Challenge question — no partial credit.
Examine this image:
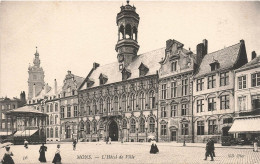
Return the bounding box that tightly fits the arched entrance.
[108,120,118,141]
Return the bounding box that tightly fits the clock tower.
[28,47,45,100]
[115,0,140,69]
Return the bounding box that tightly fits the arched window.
[122,95,127,111]
[50,128,53,138]
[119,25,124,40]
[106,98,111,113]
[50,104,53,112]
[133,26,137,41]
[114,96,119,111]
[130,94,136,111]
[140,118,145,133]
[149,117,155,133]
[50,115,53,125]
[161,120,167,136]
[149,90,155,109]
[87,101,91,115]
[93,100,97,115]
[125,24,132,39]
[139,92,145,110]
[99,98,103,114]
[47,128,49,138]
[122,119,127,129]
[130,119,136,133]
[93,121,97,134]
[46,117,49,126]
[99,121,103,129]
[55,127,58,138]
[86,122,90,134]
[55,103,58,111]
[80,122,84,131]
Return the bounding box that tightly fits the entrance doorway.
[222,127,231,136]
[108,120,118,141]
[171,131,177,141]
[66,125,71,139]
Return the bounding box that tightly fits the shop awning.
[0,131,13,136]
[229,117,260,133]
[14,129,38,136]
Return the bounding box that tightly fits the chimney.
[203,39,208,55]
[240,39,245,44]
[252,51,257,60]
[33,84,36,98]
[67,70,71,74]
[93,62,100,70]
[54,79,57,95]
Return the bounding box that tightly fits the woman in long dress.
[39,143,47,162]
[150,139,159,154]
[1,146,14,164]
[52,144,62,164]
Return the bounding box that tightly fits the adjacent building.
[193,40,248,143]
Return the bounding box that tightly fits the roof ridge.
[138,47,165,56]
[206,42,240,56]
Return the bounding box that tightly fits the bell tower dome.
[116,0,140,69]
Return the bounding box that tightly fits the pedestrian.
[109,137,111,144]
[52,144,62,164]
[253,137,258,152]
[24,139,28,149]
[73,139,77,151]
[106,137,108,144]
[150,139,159,154]
[1,146,14,164]
[210,138,216,157]
[39,143,47,162]
[204,139,214,161]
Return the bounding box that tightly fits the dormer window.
[138,63,149,77]
[99,73,108,85]
[122,68,131,81]
[171,61,177,72]
[87,78,95,87]
[209,59,220,71]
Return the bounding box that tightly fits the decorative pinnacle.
[36,46,38,53]
[127,0,129,5]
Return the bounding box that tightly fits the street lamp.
[136,128,139,142]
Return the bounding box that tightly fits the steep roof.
[237,55,260,71]
[86,47,165,88]
[195,42,242,78]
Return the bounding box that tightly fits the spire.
[36,46,38,53]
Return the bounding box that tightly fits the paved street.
[0,142,260,164]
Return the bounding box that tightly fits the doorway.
[66,125,71,139]
[171,131,177,141]
[108,120,118,141]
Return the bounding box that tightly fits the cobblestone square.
[1,142,260,164]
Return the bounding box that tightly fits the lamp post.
[136,128,139,142]
[145,128,148,142]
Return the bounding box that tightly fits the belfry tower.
[115,0,140,69]
[28,47,45,100]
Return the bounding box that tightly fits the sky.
[0,1,260,99]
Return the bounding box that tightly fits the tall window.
[181,104,188,116]
[197,121,204,135]
[252,95,260,110]
[86,122,90,134]
[61,107,64,118]
[47,105,49,113]
[50,128,54,138]
[238,96,247,111]
[50,115,53,125]
[181,124,188,135]
[130,94,136,111]
[67,106,71,118]
[252,73,260,87]
[220,95,229,109]
[99,99,103,113]
[86,102,91,115]
[238,76,247,89]
[55,103,58,112]
[130,119,136,133]
[197,99,204,113]
[50,104,53,112]
[55,115,58,124]
[55,127,58,138]
[139,118,145,133]
[149,91,155,109]
[171,105,177,117]
[122,95,126,111]
[161,84,167,99]
[114,96,119,111]
[208,97,216,111]
[197,78,204,91]
[208,119,217,135]
[182,79,188,96]
[161,123,167,135]
[93,122,97,134]
[161,106,167,117]
[171,61,177,72]
[208,75,216,89]
[220,72,229,86]
[47,128,49,138]
[74,106,78,117]
[149,118,155,133]
[139,92,145,110]
[93,100,97,114]
[171,82,177,98]
[106,98,111,113]
[122,120,127,129]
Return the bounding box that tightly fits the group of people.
[38,143,62,163]
[204,138,215,161]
